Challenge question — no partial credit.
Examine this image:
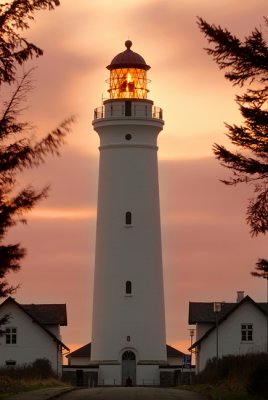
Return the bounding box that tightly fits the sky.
[5,0,268,358]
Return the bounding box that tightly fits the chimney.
[236,291,244,302]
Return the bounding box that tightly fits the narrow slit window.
[125,100,132,116]
[126,281,132,294]
[125,211,132,225]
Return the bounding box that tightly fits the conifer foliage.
[0,1,73,302]
[251,258,268,279]
[197,17,268,237]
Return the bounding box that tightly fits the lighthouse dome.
[107,40,150,71]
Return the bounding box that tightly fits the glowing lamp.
[106,40,150,99]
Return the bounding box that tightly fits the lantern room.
[106,40,150,99]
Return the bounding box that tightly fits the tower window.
[127,336,131,342]
[125,134,132,141]
[126,281,132,294]
[125,101,132,116]
[125,212,132,225]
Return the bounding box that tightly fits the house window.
[125,211,132,225]
[5,360,16,366]
[6,328,17,344]
[241,324,253,341]
[126,281,132,294]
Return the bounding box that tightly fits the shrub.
[0,358,55,380]
[195,353,268,398]
[246,355,268,397]
[31,358,55,379]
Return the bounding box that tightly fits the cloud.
[29,207,96,220]
[8,153,267,351]
[5,0,268,353]
[158,157,267,344]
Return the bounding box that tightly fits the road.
[59,387,207,400]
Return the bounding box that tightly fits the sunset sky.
[6,0,268,356]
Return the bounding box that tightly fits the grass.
[0,378,69,397]
[180,384,255,400]
[185,353,268,399]
[0,359,71,397]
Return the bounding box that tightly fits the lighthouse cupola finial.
[106,41,150,100]
[125,40,132,50]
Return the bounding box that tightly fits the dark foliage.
[0,0,60,85]
[0,0,74,322]
[251,258,268,279]
[195,353,268,398]
[197,17,268,237]
[0,358,55,381]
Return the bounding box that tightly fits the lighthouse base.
[64,343,190,387]
[96,361,166,386]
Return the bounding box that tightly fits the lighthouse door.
[122,351,136,386]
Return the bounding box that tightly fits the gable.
[0,297,69,351]
[189,296,268,349]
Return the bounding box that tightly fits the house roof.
[189,296,268,350]
[67,343,185,359]
[21,304,67,326]
[188,302,237,324]
[0,297,69,351]
[189,296,268,325]
[68,342,91,358]
[166,344,185,358]
[107,41,150,71]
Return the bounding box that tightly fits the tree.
[0,0,74,312]
[197,17,268,237]
[251,258,268,279]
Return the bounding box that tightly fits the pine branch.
[0,69,33,141]
[0,0,60,84]
[197,17,268,86]
[247,188,268,236]
[251,258,268,277]
[0,185,49,239]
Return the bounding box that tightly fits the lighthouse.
[91,41,167,386]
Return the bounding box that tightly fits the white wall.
[136,365,160,385]
[91,101,166,365]
[167,356,184,366]
[68,356,91,366]
[196,322,213,341]
[197,301,267,371]
[98,365,121,386]
[0,302,61,374]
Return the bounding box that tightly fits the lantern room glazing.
[106,40,151,100]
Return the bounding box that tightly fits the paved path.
[57,387,207,400]
[7,387,208,400]
[6,387,74,400]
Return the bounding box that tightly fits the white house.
[188,293,268,373]
[0,297,69,376]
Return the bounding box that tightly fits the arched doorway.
[122,350,136,386]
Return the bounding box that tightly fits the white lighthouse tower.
[91,41,167,386]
